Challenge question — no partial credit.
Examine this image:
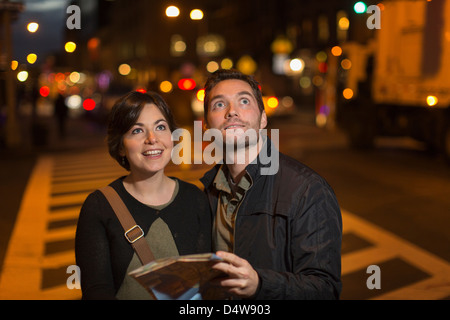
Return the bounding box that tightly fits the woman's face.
[121,103,173,176]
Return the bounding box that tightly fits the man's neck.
[225,137,263,182]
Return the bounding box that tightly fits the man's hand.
[212,251,259,298]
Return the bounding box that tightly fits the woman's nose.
[145,131,157,144]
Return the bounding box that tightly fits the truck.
[336,0,450,162]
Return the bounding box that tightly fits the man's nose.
[225,102,238,118]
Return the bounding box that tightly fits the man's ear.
[260,111,268,129]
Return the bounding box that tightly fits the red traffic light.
[178,78,196,90]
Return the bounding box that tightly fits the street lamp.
[26,22,38,33]
[65,41,76,53]
[165,6,180,17]
[190,9,203,20]
[26,53,37,64]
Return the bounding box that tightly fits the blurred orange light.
[55,73,65,82]
[331,46,342,56]
[160,81,173,93]
[39,86,50,97]
[87,37,100,50]
[341,59,352,70]
[83,98,96,111]
[343,88,354,99]
[178,78,196,90]
[11,60,18,70]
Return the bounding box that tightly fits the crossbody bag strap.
[99,186,155,265]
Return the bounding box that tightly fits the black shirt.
[75,177,212,299]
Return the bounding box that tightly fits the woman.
[75,91,211,299]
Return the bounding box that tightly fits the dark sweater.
[75,177,212,300]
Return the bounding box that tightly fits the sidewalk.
[0,115,107,276]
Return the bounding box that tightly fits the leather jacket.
[201,139,342,299]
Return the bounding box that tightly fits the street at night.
[0,111,449,300]
[1,0,450,305]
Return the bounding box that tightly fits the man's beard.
[223,128,260,165]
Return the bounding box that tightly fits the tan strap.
[100,186,155,265]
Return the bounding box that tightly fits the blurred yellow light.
[206,61,219,73]
[166,6,180,17]
[160,80,173,93]
[316,51,327,62]
[17,71,29,82]
[271,35,293,54]
[69,72,81,83]
[316,113,327,127]
[65,41,77,53]
[267,97,279,109]
[118,63,131,76]
[343,88,354,99]
[331,46,342,56]
[27,22,39,33]
[190,9,203,20]
[11,60,18,70]
[426,95,438,107]
[299,76,311,88]
[196,89,205,102]
[221,58,233,69]
[173,40,186,53]
[341,58,352,70]
[27,53,37,64]
[237,55,257,75]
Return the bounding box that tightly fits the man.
[200,69,342,299]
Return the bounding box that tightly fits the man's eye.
[213,101,226,109]
[240,98,250,105]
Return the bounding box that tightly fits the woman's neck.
[123,171,175,206]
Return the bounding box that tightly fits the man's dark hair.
[203,69,265,118]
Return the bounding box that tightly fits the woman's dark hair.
[107,91,177,171]
[203,69,265,119]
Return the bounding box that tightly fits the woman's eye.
[131,128,143,134]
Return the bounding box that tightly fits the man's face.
[206,79,267,148]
